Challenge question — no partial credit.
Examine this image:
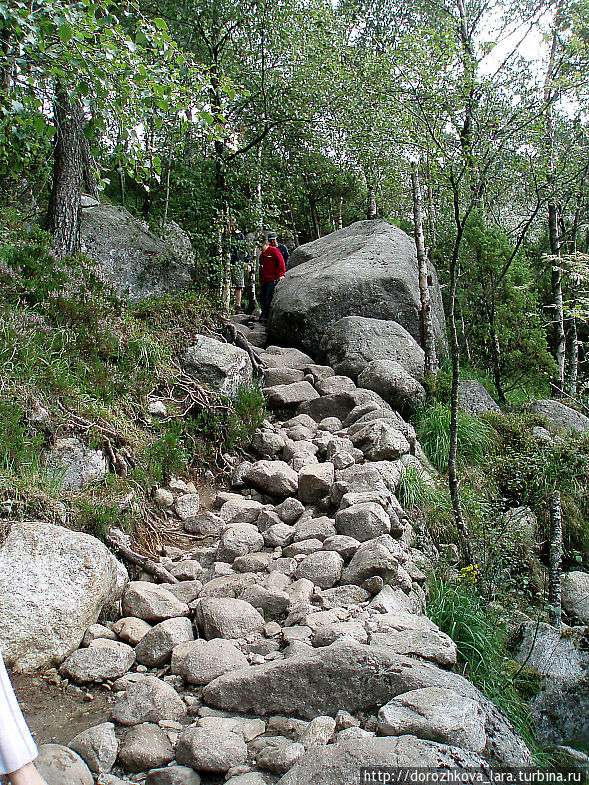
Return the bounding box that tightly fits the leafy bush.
[0,226,119,330]
[414,402,498,471]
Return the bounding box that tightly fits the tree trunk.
[338,196,343,230]
[449,255,474,565]
[544,20,566,394]
[460,312,472,365]
[161,122,175,233]
[309,192,320,239]
[568,317,578,398]
[220,208,232,313]
[411,161,437,378]
[74,102,99,201]
[119,163,126,207]
[47,85,83,258]
[255,145,263,232]
[551,262,566,393]
[367,184,377,219]
[487,298,506,404]
[548,489,562,628]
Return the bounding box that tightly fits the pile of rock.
[36,342,533,784]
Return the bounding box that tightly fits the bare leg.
[8,763,47,785]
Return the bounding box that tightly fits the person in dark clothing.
[269,231,290,270]
[258,234,285,321]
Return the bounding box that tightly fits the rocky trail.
[6,319,537,785]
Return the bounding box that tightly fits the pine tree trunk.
[568,317,578,398]
[367,184,377,219]
[411,162,437,378]
[548,489,562,628]
[47,85,83,258]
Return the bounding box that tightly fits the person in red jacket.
[258,232,285,321]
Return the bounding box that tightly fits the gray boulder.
[171,638,249,685]
[243,461,299,497]
[176,727,248,772]
[358,360,426,413]
[196,597,265,639]
[68,722,118,774]
[511,621,588,681]
[336,502,391,542]
[278,737,488,784]
[183,336,253,400]
[147,767,201,785]
[532,674,589,748]
[377,688,486,751]
[458,380,501,417]
[122,582,189,622]
[80,203,192,300]
[44,437,108,490]
[295,551,344,589]
[268,221,446,356]
[203,638,476,720]
[530,399,589,434]
[36,744,94,785]
[118,723,174,772]
[134,617,194,668]
[562,571,589,623]
[319,317,426,382]
[61,640,136,683]
[0,521,127,672]
[111,675,186,726]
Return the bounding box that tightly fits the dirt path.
[12,674,114,746]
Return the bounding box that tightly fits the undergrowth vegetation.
[0,227,264,545]
[426,572,545,759]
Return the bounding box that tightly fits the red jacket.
[259,246,285,284]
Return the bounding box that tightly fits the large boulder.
[43,437,108,491]
[277,736,488,784]
[458,380,501,417]
[562,571,589,623]
[203,639,532,767]
[529,399,589,435]
[80,203,193,300]
[183,336,253,400]
[36,744,94,785]
[0,521,127,672]
[268,221,446,357]
[318,317,426,382]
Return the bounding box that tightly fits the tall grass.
[427,572,544,757]
[414,402,498,471]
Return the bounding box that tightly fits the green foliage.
[77,498,131,541]
[0,402,44,475]
[490,413,589,558]
[427,572,543,754]
[414,402,498,471]
[226,384,266,450]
